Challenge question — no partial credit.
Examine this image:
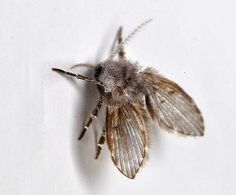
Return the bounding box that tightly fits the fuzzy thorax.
[95,59,144,105]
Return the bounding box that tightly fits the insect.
[52,19,204,179]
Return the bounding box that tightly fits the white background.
[0,0,236,194]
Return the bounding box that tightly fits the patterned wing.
[106,103,148,179]
[143,68,204,136]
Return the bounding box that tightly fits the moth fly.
[52,19,204,179]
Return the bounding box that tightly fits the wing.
[143,68,204,136]
[106,103,148,179]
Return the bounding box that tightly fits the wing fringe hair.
[143,68,204,136]
[106,103,149,179]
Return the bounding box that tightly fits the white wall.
[0,0,236,194]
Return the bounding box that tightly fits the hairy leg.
[78,98,103,140]
[52,68,97,84]
[117,27,125,58]
[95,127,106,159]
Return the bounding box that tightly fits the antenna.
[110,19,153,58]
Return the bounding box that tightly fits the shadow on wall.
[69,67,109,193]
[69,24,118,192]
[56,24,120,193]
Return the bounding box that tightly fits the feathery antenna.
[110,19,153,58]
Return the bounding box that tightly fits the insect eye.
[126,77,132,82]
[95,65,103,79]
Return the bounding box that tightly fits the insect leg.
[52,68,97,84]
[95,127,106,159]
[78,98,103,140]
[117,26,126,59]
[118,26,123,44]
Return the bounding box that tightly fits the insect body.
[52,20,204,179]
